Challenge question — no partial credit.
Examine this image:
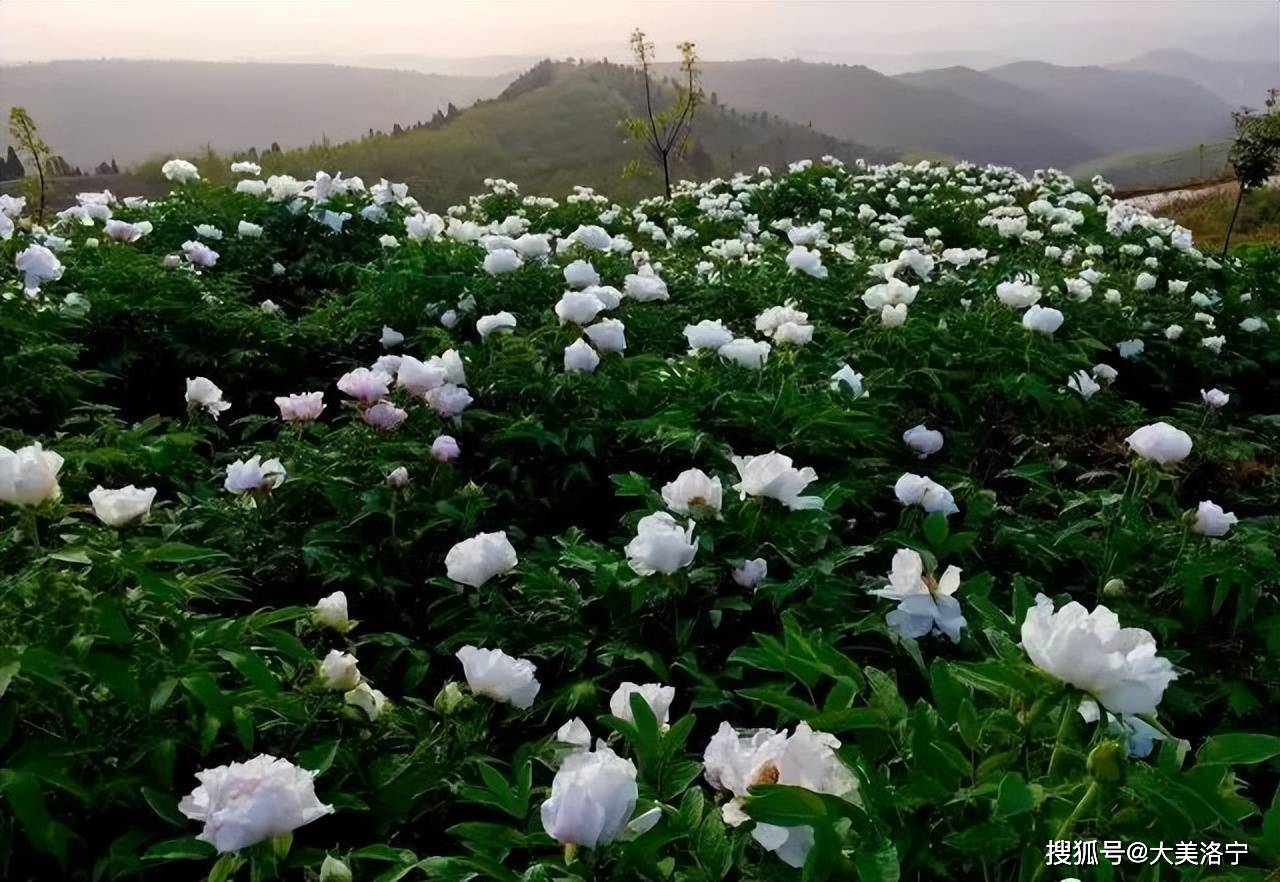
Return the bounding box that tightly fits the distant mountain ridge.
[662,57,1234,172]
[0,60,517,167]
[119,60,892,208]
[1110,49,1278,109]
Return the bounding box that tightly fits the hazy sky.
[1,0,1276,68]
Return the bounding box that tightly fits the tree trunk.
[661,153,671,200]
[1221,184,1246,260]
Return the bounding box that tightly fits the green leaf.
[1196,733,1280,766]
[993,772,1035,818]
[142,836,218,861]
[695,810,732,880]
[141,786,186,826]
[298,739,340,774]
[922,511,949,548]
[143,542,226,563]
[0,660,20,698]
[854,840,900,882]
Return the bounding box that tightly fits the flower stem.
[21,510,42,553]
[1031,782,1100,882]
[1047,692,1079,778]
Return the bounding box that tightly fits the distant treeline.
[0,143,120,181]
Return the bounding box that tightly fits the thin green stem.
[1031,782,1100,882]
[1047,692,1079,778]
[22,510,42,553]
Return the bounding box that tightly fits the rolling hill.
[1069,140,1233,192]
[1111,49,1278,110]
[980,61,1234,155]
[119,61,892,209]
[662,59,1095,171]
[0,60,516,168]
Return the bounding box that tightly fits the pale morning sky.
[0,0,1275,70]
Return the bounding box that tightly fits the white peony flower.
[731,452,821,510]
[786,245,827,278]
[585,318,626,354]
[625,512,698,575]
[996,279,1041,309]
[426,383,473,418]
[1022,305,1064,335]
[1125,422,1192,465]
[862,276,918,311]
[224,456,286,494]
[624,265,669,301]
[344,682,388,721]
[564,339,601,373]
[445,531,518,587]
[563,260,601,289]
[540,743,638,847]
[893,472,958,516]
[902,424,944,458]
[684,319,735,351]
[483,248,522,275]
[661,468,723,515]
[555,290,606,326]
[717,338,771,369]
[185,377,231,418]
[179,755,333,853]
[319,649,361,691]
[1021,593,1177,715]
[182,240,219,268]
[880,303,908,327]
[609,681,676,725]
[1193,500,1237,537]
[313,591,352,632]
[385,466,411,489]
[230,160,261,175]
[1200,388,1229,409]
[88,485,156,526]
[104,219,150,243]
[873,549,965,642]
[1067,370,1100,400]
[702,722,857,868]
[456,645,540,708]
[1117,339,1145,360]
[15,244,65,289]
[556,718,592,749]
[162,158,200,182]
[381,326,405,348]
[830,364,866,398]
[0,443,64,507]
[732,557,768,588]
[477,311,517,340]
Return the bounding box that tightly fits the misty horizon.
[1,0,1277,73]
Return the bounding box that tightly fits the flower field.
[1,156,1279,881]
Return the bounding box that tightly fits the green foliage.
[0,156,1278,882]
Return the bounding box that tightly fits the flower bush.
[1,157,1279,881]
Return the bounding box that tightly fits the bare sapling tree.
[8,106,52,225]
[620,29,702,199]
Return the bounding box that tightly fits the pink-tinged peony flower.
[431,435,461,462]
[275,392,325,423]
[362,401,407,431]
[337,368,391,405]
